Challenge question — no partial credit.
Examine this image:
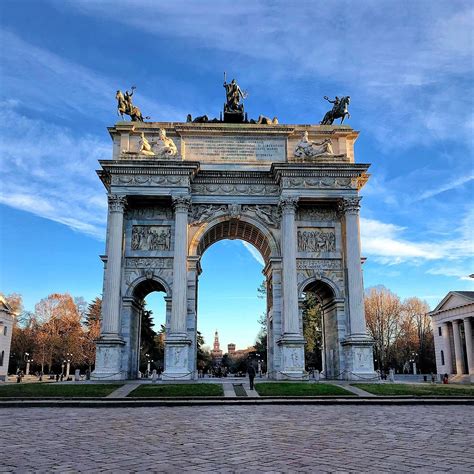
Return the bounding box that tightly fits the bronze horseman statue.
[320,95,351,125]
[116,86,148,122]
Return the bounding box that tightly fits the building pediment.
[431,291,474,314]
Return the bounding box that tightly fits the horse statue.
[116,87,147,122]
[320,96,351,125]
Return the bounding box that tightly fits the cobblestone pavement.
[1,405,473,472]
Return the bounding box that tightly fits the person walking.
[247,361,256,391]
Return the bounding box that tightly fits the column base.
[341,334,377,381]
[91,338,127,381]
[162,334,193,381]
[277,334,307,380]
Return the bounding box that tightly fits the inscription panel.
[183,136,286,162]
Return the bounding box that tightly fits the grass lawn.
[0,383,123,398]
[352,383,474,397]
[255,382,354,397]
[129,383,224,397]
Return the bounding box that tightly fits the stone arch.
[126,274,171,300]
[189,215,279,263]
[298,276,342,302]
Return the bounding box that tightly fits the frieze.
[131,225,171,251]
[189,204,227,225]
[125,258,173,269]
[296,259,341,270]
[241,205,280,227]
[297,228,336,253]
[112,175,188,187]
[191,183,279,195]
[126,206,173,220]
[282,177,357,189]
[297,208,338,222]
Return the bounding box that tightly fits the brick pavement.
[1,405,473,472]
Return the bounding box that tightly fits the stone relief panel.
[112,175,188,187]
[354,347,372,370]
[296,259,341,271]
[282,177,357,189]
[241,205,280,227]
[127,206,173,220]
[297,208,338,222]
[191,183,279,195]
[131,225,171,251]
[297,228,336,253]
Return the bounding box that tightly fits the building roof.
[430,291,474,315]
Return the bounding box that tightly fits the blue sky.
[0,0,473,349]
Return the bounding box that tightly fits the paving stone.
[0,405,473,472]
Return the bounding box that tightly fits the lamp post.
[65,353,73,379]
[25,353,33,376]
[145,353,151,377]
[409,352,418,375]
[256,353,262,378]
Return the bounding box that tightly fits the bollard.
[151,369,158,384]
[314,370,320,382]
[389,368,395,383]
[74,369,80,382]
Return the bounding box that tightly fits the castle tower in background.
[227,343,236,355]
[211,330,223,364]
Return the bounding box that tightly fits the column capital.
[172,194,192,212]
[279,196,298,213]
[338,196,362,215]
[108,194,127,213]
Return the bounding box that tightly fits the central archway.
[188,216,280,378]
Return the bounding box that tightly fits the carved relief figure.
[139,132,155,156]
[131,226,171,251]
[297,208,338,221]
[189,204,227,225]
[294,131,334,159]
[298,229,336,253]
[152,129,178,157]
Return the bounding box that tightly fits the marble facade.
[92,122,375,381]
[0,296,15,382]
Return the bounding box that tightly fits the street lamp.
[65,353,73,379]
[24,353,33,376]
[256,353,262,378]
[409,352,418,375]
[145,353,151,377]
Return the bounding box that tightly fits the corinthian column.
[101,194,127,338]
[441,322,453,374]
[279,196,300,335]
[170,195,191,335]
[340,196,367,336]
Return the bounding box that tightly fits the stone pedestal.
[163,195,193,380]
[92,340,126,380]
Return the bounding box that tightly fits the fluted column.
[464,318,473,375]
[340,197,367,336]
[170,195,191,335]
[441,322,453,373]
[452,320,464,374]
[279,196,300,335]
[101,194,127,338]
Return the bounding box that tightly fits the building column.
[464,318,473,380]
[441,322,453,374]
[339,197,375,380]
[92,194,127,380]
[277,196,305,379]
[163,195,192,380]
[452,319,464,375]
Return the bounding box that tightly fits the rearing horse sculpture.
[116,87,147,122]
[320,96,351,125]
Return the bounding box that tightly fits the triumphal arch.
[93,85,375,381]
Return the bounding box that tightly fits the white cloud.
[415,174,474,201]
[241,242,265,266]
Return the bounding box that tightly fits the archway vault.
[189,216,279,264]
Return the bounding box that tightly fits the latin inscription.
[184,136,286,162]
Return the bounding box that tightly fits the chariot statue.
[320,95,351,125]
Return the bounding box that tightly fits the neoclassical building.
[92,120,375,381]
[430,291,474,382]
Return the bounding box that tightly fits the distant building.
[211,331,223,364]
[226,343,256,359]
[227,343,236,355]
[429,291,473,382]
[0,296,15,382]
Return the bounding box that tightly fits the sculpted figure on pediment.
[139,132,155,156]
[241,205,280,227]
[294,131,334,159]
[152,129,178,158]
[189,204,227,225]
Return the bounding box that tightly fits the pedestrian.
[247,361,256,391]
[443,373,449,384]
[431,372,436,384]
[55,373,60,382]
